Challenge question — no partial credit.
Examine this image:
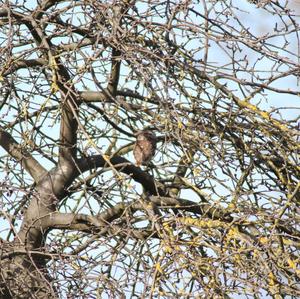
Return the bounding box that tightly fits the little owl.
[133,130,157,166]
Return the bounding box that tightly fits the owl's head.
[135,130,156,141]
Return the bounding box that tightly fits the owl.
[133,130,157,166]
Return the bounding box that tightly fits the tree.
[0,0,299,298]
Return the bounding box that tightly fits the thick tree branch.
[76,155,166,196]
[40,211,157,243]
[0,129,47,182]
[150,196,233,221]
[3,58,47,76]
[58,98,78,162]
[107,47,121,96]
[40,212,103,231]
[81,90,148,114]
[22,14,78,163]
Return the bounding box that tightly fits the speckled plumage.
[133,130,156,166]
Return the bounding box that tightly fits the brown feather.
[133,130,156,166]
